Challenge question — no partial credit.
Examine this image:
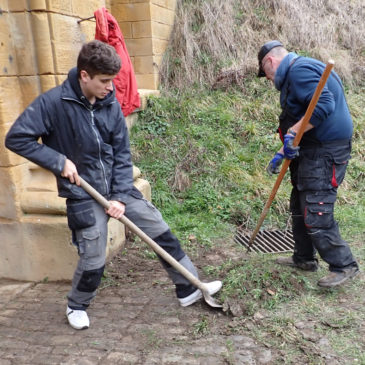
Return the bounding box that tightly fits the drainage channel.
[235,229,294,253]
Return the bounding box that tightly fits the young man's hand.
[106,201,125,219]
[61,159,81,186]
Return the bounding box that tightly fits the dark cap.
[257,40,283,77]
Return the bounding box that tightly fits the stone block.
[17,216,77,281]
[28,0,47,10]
[49,13,84,43]
[126,112,139,129]
[125,38,152,56]
[0,133,27,169]
[30,12,54,74]
[39,75,57,93]
[78,20,97,43]
[8,0,28,11]
[21,192,66,215]
[25,164,58,193]
[133,55,160,74]
[53,42,80,74]
[0,77,27,125]
[152,0,177,11]
[106,219,125,259]
[138,88,160,109]
[0,211,126,281]
[45,0,73,14]
[72,0,104,19]
[0,221,29,280]
[152,38,169,55]
[0,0,9,11]
[151,4,175,25]
[11,13,38,76]
[113,3,151,22]
[19,76,42,108]
[151,21,172,40]
[49,15,86,74]
[120,22,132,39]
[132,21,152,38]
[0,14,18,76]
[128,0,148,3]
[134,178,151,201]
[55,74,68,85]
[135,73,159,90]
[0,166,26,220]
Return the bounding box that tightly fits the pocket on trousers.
[330,158,348,188]
[66,201,96,230]
[304,194,336,229]
[78,228,101,259]
[297,157,325,191]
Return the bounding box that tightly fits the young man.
[258,40,359,288]
[5,40,221,330]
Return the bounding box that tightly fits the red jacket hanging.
[94,7,140,116]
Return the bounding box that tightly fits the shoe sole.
[318,270,360,288]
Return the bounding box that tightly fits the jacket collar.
[274,52,299,91]
[63,67,116,109]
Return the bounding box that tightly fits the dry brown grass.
[160,0,365,89]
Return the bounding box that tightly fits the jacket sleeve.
[5,95,66,175]
[109,106,134,203]
[290,63,335,127]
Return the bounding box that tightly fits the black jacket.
[5,68,134,202]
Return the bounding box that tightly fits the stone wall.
[0,0,175,281]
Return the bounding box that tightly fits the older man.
[258,40,359,288]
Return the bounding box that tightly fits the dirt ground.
[0,234,363,364]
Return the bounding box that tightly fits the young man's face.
[79,70,117,102]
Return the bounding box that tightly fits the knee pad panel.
[77,266,105,293]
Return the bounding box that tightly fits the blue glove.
[267,152,284,175]
[283,130,300,159]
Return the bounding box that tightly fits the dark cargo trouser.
[289,140,358,273]
[66,191,198,310]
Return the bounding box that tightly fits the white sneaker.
[66,306,90,330]
[178,280,222,307]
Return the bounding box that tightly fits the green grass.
[131,79,365,244]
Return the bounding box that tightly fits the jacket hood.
[274,52,298,91]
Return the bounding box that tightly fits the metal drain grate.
[235,229,294,253]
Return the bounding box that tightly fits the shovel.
[246,59,335,252]
[79,177,223,308]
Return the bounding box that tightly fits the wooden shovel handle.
[247,60,335,251]
[78,177,206,291]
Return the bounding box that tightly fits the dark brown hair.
[77,40,121,78]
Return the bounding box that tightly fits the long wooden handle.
[79,177,206,290]
[247,60,335,251]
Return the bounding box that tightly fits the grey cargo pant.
[66,192,197,310]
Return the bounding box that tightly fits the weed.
[193,315,210,337]
[142,329,163,349]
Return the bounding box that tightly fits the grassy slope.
[130,80,365,364]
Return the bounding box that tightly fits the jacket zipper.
[62,95,112,195]
[90,109,109,195]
